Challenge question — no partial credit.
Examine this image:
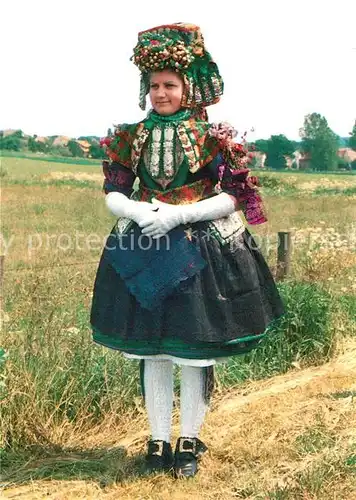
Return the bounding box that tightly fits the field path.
[2,338,356,499]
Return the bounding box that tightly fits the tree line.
[0,132,106,160]
[252,114,356,171]
[1,116,356,170]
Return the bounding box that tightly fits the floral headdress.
[131,23,224,110]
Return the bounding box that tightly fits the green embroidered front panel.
[142,125,185,189]
[139,156,190,191]
[105,109,221,177]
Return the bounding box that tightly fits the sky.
[1,0,356,141]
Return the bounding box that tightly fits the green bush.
[28,137,50,154]
[68,140,84,158]
[1,279,351,452]
[217,281,336,385]
[1,301,140,451]
[0,135,21,151]
[49,145,74,158]
[89,143,106,159]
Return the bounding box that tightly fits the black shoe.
[174,437,208,478]
[144,440,174,474]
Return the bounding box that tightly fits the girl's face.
[149,70,184,116]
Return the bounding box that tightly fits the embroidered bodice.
[101,109,267,225]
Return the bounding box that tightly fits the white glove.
[140,193,237,238]
[105,192,156,226]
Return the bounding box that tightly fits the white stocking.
[143,359,174,442]
[180,365,209,438]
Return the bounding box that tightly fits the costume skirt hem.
[92,326,267,360]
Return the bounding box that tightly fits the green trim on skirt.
[92,327,267,359]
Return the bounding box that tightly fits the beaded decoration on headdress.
[131,23,224,110]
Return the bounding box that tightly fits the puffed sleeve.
[102,160,136,197]
[219,162,267,225]
[208,153,267,226]
[100,123,137,196]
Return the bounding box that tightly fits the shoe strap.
[178,437,208,457]
[148,440,165,456]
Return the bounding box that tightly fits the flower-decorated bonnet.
[131,23,224,110]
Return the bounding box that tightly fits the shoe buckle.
[179,438,196,454]
[151,440,164,456]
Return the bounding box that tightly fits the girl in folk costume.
[90,23,285,478]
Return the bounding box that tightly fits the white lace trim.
[122,352,228,367]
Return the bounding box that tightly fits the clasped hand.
[138,198,183,238]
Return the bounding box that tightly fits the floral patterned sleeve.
[207,123,267,225]
[102,160,136,197]
[217,159,267,225]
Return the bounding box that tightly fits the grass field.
[1,157,355,498]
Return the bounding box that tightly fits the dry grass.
[1,157,100,180]
[1,159,356,499]
[44,171,103,183]
[291,176,356,192]
[257,170,356,192]
[2,337,356,499]
[1,183,108,268]
[250,194,356,293]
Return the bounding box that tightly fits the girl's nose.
[157,86,166,97]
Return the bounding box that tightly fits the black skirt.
[90,222,285,359]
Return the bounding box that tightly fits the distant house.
[285,151,301,169]
[51,136,90,156]
[250,150,302,169]
[337,147,356,163]
[2,129,20,137]
[292,148,356,170]
[52,136,70,147]
[297,152,311,170]
[76,139,91,155]
[249,151,266,168]
[34,136,48,144]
